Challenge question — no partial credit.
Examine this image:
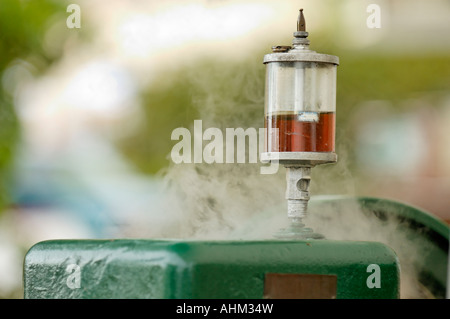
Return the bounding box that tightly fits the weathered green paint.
[24,239,399,299]
[309,196,449,298]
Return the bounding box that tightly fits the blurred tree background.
[1,0,450,222]
[0,0,449,228]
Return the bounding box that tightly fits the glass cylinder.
[264,61,337,153]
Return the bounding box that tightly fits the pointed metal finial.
[292,9,309,49]
[297,9,306,32]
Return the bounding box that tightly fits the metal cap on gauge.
[264,9,339,65]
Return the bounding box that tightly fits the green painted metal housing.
[23,196,449,299]
[308,196,449,298]
[24,239,400,299]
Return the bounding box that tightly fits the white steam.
[122,60,443,299]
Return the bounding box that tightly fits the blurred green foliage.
[0,0,68,210]
[116,58,266,175]
[337,54,450,109]
[116,69,199,174]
